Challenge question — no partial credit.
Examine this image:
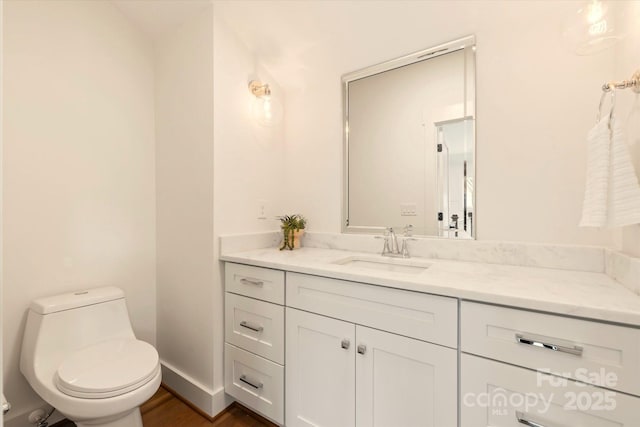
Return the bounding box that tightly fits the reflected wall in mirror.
[343,36,476,239]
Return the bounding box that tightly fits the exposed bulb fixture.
[249,80,283,127]
[562,0,623,55]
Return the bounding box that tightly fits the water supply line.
[1,393,10,415]
[31,407,56,427]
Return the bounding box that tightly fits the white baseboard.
[160,361,232,418]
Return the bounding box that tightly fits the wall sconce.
[249,80,283,127]
[563,0,623,55]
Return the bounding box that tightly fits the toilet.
[20,287,161,427]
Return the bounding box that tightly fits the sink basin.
[333,256,431,274]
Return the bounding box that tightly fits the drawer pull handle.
[240,320,264,333]
[240,277,264,287]
[515,334,583,356]
[341,339,350,350]
[239,374,263,390]
[516,411,548,427]
[357,344,367,355]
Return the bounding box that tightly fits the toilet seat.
[55,339,160,399]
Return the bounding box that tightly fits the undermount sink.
[333,256,431,274]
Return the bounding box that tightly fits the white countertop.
[220,247,640,327]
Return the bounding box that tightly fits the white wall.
[216,0,619,247]
[2,0,156,422]
[154,3,218,414]
[613,1,640,257]
[213,12,286,236]
[212,4,286,407]
[153,5,286,416]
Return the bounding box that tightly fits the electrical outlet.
[257,200,268,220]
[400,203,417,216]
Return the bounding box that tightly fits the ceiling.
[112,0,212,41]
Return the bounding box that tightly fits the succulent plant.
[279,214,306,250]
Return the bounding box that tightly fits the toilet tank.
[21,287,137,378]
[29,286,127,316]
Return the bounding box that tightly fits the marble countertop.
[220,247,640,327]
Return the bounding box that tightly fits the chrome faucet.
[379,225,415,258]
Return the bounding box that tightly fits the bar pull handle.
[341,339,350,350]
[239,374,263,390]
[240,320,264,333]
[516,411,548,427]
[515,334,583,356]
[357,344,367,355]
[240,277,264,287]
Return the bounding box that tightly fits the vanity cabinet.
[285,273,458,427]
[461,301,640,426]
[224,263,285,424]
[223,260,640,426]
[461,354,640,426]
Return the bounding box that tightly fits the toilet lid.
[55,339,159,399]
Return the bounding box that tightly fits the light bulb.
[562,0,623,55]
[251,93,282,127]
[263,95,272,121]
[587,0,604,23]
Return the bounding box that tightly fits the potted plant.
[279,214,307,250]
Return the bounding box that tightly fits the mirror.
[343,36,476,239]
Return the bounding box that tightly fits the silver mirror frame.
[341,35,477,237]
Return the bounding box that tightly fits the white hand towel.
[579,117,610,227]
[607,119,640,227]
[580,116,640,228]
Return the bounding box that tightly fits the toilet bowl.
[20,287,161,427]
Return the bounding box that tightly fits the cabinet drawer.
[461,354,640,426]
[225,263,285,304]
[224,343,284,425]
[287,272,458,348]
[225,293,284,364]
[461,301,640,396]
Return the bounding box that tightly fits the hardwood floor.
[51,386,277,427]
[142,386,277,427]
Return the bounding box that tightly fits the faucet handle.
[400,236,417,258]
[375,229,392,255]
[403,224,413,237]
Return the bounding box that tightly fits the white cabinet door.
[461,354,640,427]
[355,326,458,427]
[286,308,356,427]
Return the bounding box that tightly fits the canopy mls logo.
[462,368,618,415]
[462,389,554,416]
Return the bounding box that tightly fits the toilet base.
[74,408,142,427]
